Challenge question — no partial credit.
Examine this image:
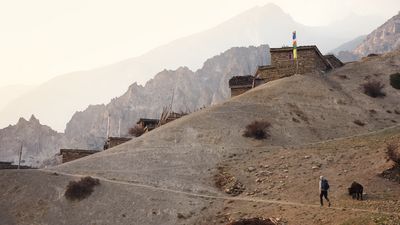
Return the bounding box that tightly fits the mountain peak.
[261,3,284,12]
[17,117,28,125]
[29,114,39,123]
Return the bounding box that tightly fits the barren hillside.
[1,50,400,225]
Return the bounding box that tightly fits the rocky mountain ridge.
[0,3,383,131]
[0,45,270,165]
[336,12,400,62]
[0,115,66,167]
[64,45,270,149]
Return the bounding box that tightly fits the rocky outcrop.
[0,115,67,167]
[64,45,270,149]
[353,12,400,56]
[336,12,400,62]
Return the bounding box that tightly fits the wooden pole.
[106,115,110,138]
[18,142,22,169]
[118,119,120,137]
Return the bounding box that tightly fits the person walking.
[319,176,331,207]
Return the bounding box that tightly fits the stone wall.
[231,87,252,97]
[60,149,99,163]
[257,48,330,82]
[256,66,280,82]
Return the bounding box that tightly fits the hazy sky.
[1,0,399,87]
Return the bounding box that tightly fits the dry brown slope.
[1,50,400,225]
[50,50,400,192]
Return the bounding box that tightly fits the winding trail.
[42,169,400,217]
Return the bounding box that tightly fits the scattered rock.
[304,155,311,159]
[247,167,256,172]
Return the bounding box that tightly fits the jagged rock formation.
[65,45,270,149]
[0,45,270,165]
[353,12,400,56]
[336,12,400,62]
[0,115,67,167]
[0,3,382,131]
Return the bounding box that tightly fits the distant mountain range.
[0,84,35,112]
[0,3,384,131]
[0,45,269,166]
[335,12,400,62]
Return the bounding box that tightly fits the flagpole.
[293,31,298,75]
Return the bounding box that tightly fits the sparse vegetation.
[362,80,386,98]
[243,120,271,140]
[226,218,277,225]
[353,120,366,126]
[386,143,400,165]
[65,176,100,201]
[381,143,400,183]
[367,53,379,57]
[390,73,400,90]
[214,166,245,196]
[128,124,145,137]
[337,74,349,79]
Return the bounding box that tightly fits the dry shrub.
[129,124,145,137]
[390,73,400,90]
[362,80,386,98]
[226,218,276,225]
[387,143,400,165]
[353,120,365,126]
[367,53,379,57]
[337,74,349,79]
[243,121,271,140]
[65,176,100,201]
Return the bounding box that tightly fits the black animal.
[348,182,363,200]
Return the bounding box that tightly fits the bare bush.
[243,121,271,140]
[129,124,145,137]
[226,218,276,225]
[65,176,100,201]
[362,80,386,98]
[387,143,400,165]
[337,74,349,79]
[390,73,400,90]
[353,120,365,126]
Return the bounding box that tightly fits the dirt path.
[42,170,400,217]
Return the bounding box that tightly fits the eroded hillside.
[1,50,400,225]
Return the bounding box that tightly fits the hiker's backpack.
[321,179,330,190]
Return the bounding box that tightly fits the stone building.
[256,46,334,82]
[0,161,31,169]
[229,45,343,97]
[136,118,160,132]
[324,54,345,68]
[60,149,100,163]
[228,75,264,97]
[104,137,132,150]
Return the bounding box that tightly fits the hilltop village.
[59,45,344,164]
[229,45,343,97]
